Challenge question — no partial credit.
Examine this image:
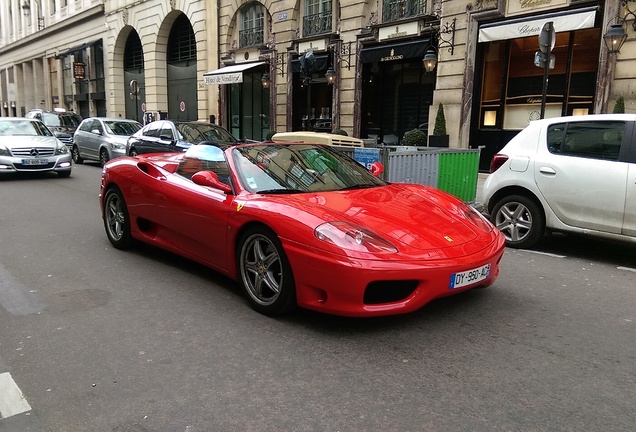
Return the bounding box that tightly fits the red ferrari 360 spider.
[100,142,505,317]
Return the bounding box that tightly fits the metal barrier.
[333,145,481,202]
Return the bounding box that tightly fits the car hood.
[0,135,60,149]
[259,184,483,252]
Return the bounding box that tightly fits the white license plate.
[450,263,491,289]
[22,158,48,165]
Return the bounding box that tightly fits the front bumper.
[283,235,506,317]
[0,154,73,174]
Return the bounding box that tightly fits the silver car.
[0,117,72,177]
[73,117,142,166]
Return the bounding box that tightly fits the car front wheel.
[238,227,296,316]
[129,148,139,157]
[103,187,133,249]
[99,149,110,166]
[72,145,83,164]
[491,194,545,249]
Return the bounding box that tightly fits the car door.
[159,148,234,269]
[534,120,628,234]
[139,122,162,153]
[85,120,104,160]
[621,123,636,236]
[158,122,178,152]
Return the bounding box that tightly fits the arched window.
[240,3,264,48]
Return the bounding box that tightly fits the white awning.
[478,7,597,43]
[203,61,266,85]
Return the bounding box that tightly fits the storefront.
[469,4,602,170]
[204,61,270,141]
[359,37,435,145]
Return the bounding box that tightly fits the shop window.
[303,0,332,37]
[240,3,264,48]
[382,0,426,23]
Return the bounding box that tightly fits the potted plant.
[428,103,449,147]
[402,129,427,146]
[332,129,348,136]
[613,96,625,113]
[265,130,277,141]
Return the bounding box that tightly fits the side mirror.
[370,161,384,177]
[192,171,233,194]
[91,129,102,135]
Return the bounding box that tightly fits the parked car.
[483,114,636,249]
[126,120,237,156]
[25,108,82,149]
[72,117,142,166]
[0,117,72,177]
[101,141,505,317]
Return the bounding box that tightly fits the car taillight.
[489,154,509,173]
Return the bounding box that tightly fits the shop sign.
[380,49,403,62]
[379,22,418,41]
[205,73,243,85]
[507,0,569,16]
[74,62,85,80]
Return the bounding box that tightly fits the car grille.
[11,147,56,157]
[57,136,73,145]
[363,280,419,304]
[14,162,56,170]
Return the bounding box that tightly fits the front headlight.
[111,142,126,150]
[314,221,398,254]
[55,142,69,155]
[0,145,10,157]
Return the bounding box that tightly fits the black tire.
[99,149,110,167]
[238,227,296,316]
[72,145,83,164]
[57,170,71,178]
[129,148,139,157]
[103,187,133,250]
[491,194,545,249]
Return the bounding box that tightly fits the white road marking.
[617,266,636,272]
[0,372,32,419]
[522,250,566,258]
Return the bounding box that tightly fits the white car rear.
[482,114,636,248]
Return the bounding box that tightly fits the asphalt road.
[0,163,634,432]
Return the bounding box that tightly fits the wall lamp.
[325,42,353,85]
[260,51,286,88]
[604,0,636,54]
[422,18,456,72]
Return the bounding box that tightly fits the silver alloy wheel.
[105,192,126,242]
[494,201,533,243]
[240,233,283,307]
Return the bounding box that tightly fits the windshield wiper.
[339,184,378,191]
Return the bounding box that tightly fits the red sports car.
[100,142,505,317]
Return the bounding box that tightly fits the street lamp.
[603,22,628,53]
[21,0,44,30]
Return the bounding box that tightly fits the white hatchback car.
[483,114,636,249]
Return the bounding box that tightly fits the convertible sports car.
[100,142,505,317]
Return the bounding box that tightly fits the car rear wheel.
[72,145,83,164]
[491,194,545,249]
[99,149,109,167]
[238,227,296,316]
[103,187,133,249]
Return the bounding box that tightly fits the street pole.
[539,22,555,119]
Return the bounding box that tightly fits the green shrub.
[433,103,447,136]
[265,130,277,141]
[613,96,625,114]
[402,129,427,146]
[332,129,348,136]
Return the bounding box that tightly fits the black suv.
[26,109,82,148]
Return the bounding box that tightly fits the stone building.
[1,0,635,170]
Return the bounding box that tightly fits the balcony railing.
[382,0,427,22]
[239,27,264,48]
[303,11,332,37]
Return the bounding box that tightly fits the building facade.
[1,0,635,170]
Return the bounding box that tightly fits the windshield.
[232,144,386,193]
[104,120,142,136]
[0,120,53,136]
[176,123,237,144]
